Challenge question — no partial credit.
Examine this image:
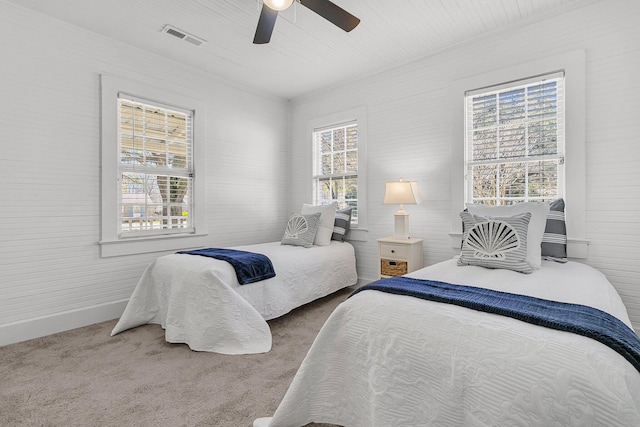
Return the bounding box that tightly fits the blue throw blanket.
[177,248,276,285]
[351,276,640,373]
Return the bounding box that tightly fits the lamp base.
[393,209,410,239]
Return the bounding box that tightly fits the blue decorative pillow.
[541,198,568,262]
[458,211,533,274]
[281,213,321,248]
[332,208,353,242]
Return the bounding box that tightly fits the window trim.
[100,74,207,257]
[450,50,588,258]
[306,107,368,241]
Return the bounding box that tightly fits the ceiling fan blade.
[253,4,279,44]
[299,0,360,32]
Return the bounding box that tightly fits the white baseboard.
[0,299,128,347]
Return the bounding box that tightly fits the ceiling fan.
[254,0,360,44]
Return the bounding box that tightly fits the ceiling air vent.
[161,25,206,46]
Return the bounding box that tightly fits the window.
[118,96,194,236]
[451,51,587,257]
[100,74,207,257]
[464,72,565,205]
[307,107,367,238]
[312,122,359,224]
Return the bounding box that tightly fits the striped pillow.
[458,211,533,274]
[332,208,353,242]
[541,198,568,261]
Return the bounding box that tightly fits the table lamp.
[383,179,422,239]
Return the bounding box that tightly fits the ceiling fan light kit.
[263,0,295,11]
[254,0,360,44]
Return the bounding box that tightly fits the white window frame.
[464,71,565,205]
[312,121,359,224]
[100,74,207,257]
[451,50,588,258]
[307,107,368,241]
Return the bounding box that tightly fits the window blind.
[464,72,565,205]
[117,95,195,236]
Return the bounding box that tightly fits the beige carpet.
[0,289,351,427]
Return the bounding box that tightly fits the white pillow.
[301,203,337,246]
[466,202,549,269]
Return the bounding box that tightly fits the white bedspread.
[257,259,640,427]
[111,241,357,354]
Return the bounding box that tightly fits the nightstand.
[377,237,424,278]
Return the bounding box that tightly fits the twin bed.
[111,240,357,354]
[111,203,357,354]
[253,200,640,426]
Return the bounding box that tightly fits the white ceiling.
[9,0,590,99]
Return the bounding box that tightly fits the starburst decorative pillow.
[466,201,549,269]
[458,211,533,274]
[281,212,321,248]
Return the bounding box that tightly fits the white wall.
[290,0,640,328]
[0,2,290,345]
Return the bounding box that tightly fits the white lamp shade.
[383,181,423,205]
[263,0,295,11]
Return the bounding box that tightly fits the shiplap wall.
[0,2,290,345]
[3,0,640,346]
[290,0,640,328]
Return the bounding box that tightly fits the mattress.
[111,241,357,354]
[256,259,640,426]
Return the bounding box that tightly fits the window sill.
[99,233,209,258]
[448,231,590,259]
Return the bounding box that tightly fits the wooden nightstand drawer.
[380,243,409,259]
[380,259,407,276]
